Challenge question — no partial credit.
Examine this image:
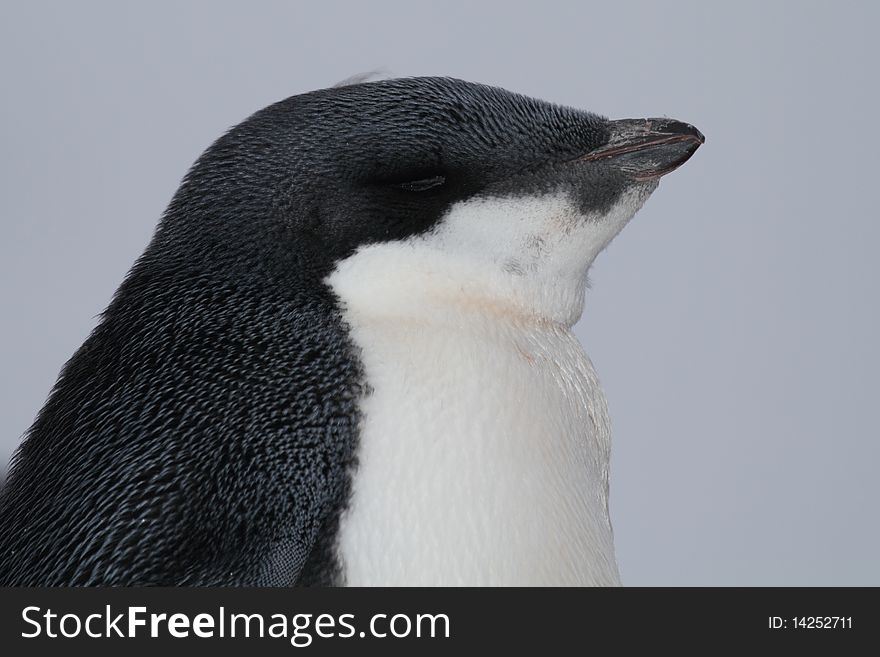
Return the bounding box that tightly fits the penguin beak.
[580,118,705,180]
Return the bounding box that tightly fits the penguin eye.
[392,174,447,193]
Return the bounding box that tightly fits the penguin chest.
[335,314,620,586]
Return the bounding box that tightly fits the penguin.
[0,77,703,586]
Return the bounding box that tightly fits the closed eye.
[392,175,446,192]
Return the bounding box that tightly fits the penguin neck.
[327,244,584,329]
[325,190,643,328]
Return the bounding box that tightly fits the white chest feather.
[335,310,617,585]
[325,190,652,585]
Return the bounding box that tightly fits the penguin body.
[0,77,702,585]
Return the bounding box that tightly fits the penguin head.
[159,77,703,324]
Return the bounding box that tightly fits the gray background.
[1,0,877,585]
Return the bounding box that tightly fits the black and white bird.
[0,77,703,586]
